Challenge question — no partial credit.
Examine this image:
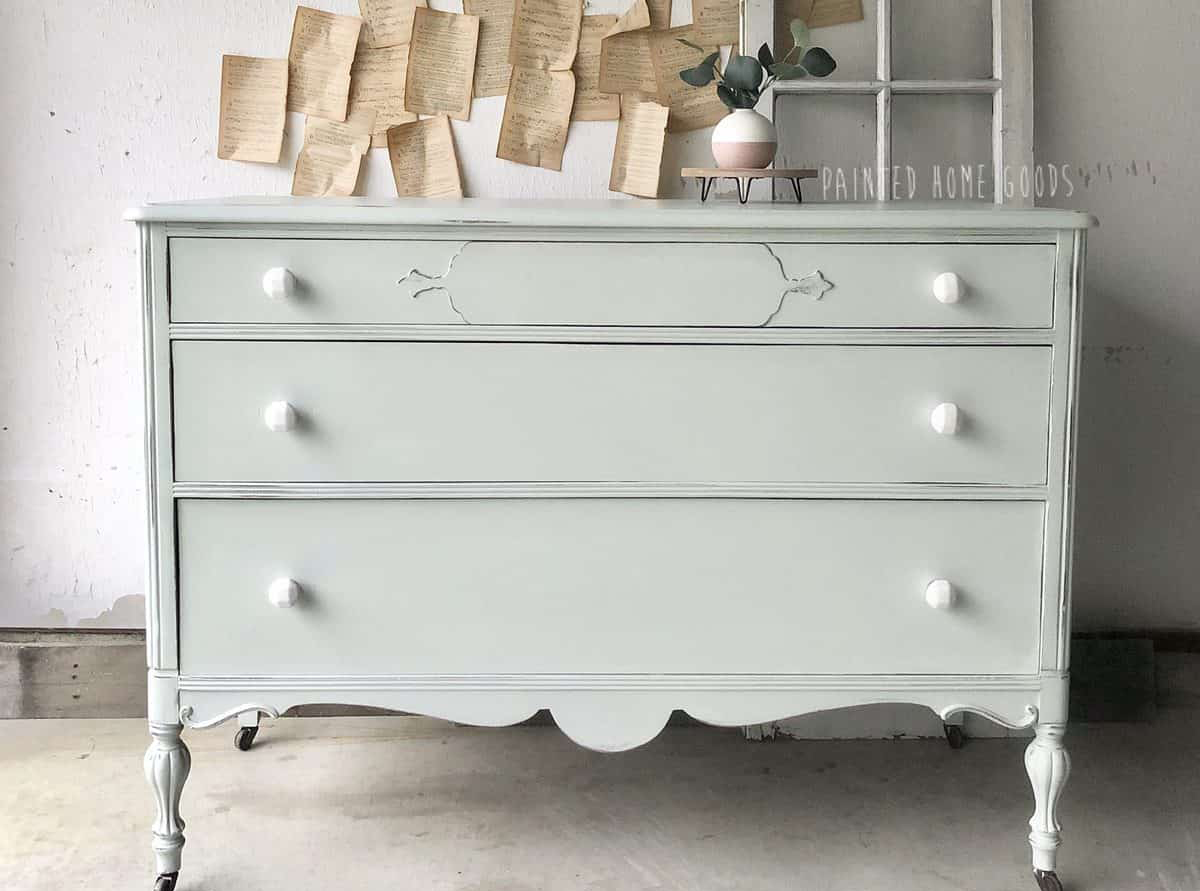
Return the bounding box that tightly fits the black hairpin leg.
[735,177,759,204]
[698,176,715,202]
[790,177,805,204]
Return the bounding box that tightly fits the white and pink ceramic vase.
[711,108,778,169]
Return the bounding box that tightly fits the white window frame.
[741,0,1033,205]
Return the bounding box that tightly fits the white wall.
[1034,1,1200,631]
[1,1,1198,631]
[0,0,710,627]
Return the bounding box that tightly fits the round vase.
[711,108,777,169]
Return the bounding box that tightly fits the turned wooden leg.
[1025,723,1070,891]
[145,721,191,891]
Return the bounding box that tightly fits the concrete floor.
[2,711,1198,891]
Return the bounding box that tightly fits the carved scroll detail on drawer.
[168,238,1055,328]
[392,241,836,326]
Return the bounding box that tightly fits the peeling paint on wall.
[75,594,145,629]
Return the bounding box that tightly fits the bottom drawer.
[177,499,1044,677]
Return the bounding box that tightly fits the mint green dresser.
[129,198,1092,891]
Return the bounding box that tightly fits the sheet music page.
[692,0,740,47]
[405,8,480,121]
[646,0,672,30]
[291,108,376,196]
[348,44,416,148]
[774,0,817,53]
[807,0,863,28]
[217,55,289,162]
[386,115,464,197]
[651,26,728,132]
[572,15,619,120]
[609,96,669,197]
[598,0,658,97]
[463,0,515,98]
[508,0,583,71]
[496,67,575,170]
[358,0,426,48]
[607,0,651,36]
[287,6,363,121]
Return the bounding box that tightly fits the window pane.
[774,0,876,81]
[891,93,994,201]
[774,93,876,203]
[892,0,992,80]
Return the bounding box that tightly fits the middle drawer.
[172,342,1052,485]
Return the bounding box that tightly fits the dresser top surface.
[125,197,1095,230]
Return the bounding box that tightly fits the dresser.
[129,198,1092,891]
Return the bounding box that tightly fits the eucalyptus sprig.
[678,19,837,111]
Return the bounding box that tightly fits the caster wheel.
[234,726,259,751]
[153,872,178,891]
[1034,869,1064,891]
[943,723,965,750]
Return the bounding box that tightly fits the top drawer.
[168,238,1056,328]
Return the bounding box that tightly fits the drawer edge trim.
[167,323,1060,343]
[171,482,1051,500]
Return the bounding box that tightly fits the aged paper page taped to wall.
[572,15,619,121]
[807,0,863,28]
[646,0,672,30]
[292,108,375,196]
[508,0,583,71]
[693,0,740,47]
[774,0,816,56]
[609,96,669,197]
[405,8,480,120]
[387,116,463,197]
[288,6,363,121]
[651,27,728,132]
[463,0,515,98]
[348,44,416,148]
[358,0,426,48]
[598,0,658,97]
[218,55,288,162]
[497,67,575,170]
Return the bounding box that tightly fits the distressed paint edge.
[141,222,178,672]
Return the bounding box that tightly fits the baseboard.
[0,629,147,719]
[3,629,1197,732]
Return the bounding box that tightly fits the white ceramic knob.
[267,577,300,608]
[262,267,297,301]
[933,272,965,305]
[930,402,961,436]
[263,400,297,433]
[925,579,956,610]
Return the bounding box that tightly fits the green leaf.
[789,18,810,52]
[799,46,837,77]
[676,37,708,53]
[769,61,808,80]
[722,55,764,91]
[757,42,774,69]
[717,85,759,109]
[679,63,716,87]
[716,83,739,110]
